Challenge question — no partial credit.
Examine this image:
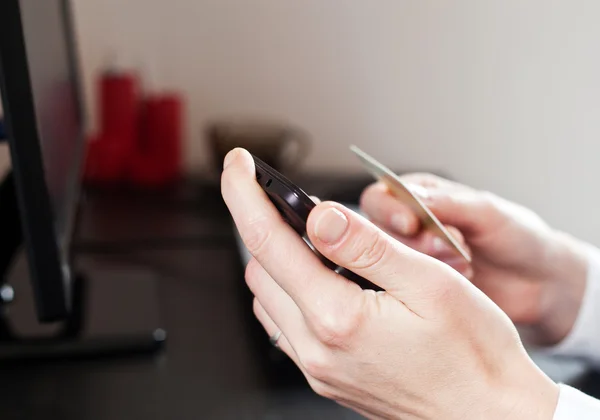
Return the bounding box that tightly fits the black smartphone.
[252,154,381,291]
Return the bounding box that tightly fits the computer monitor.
[0,0,85,322]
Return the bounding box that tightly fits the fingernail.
[432,237,448,253]
[315,208,349,244]
[464,266,474,279]
[223,149,238,169]
[391,214,410,236]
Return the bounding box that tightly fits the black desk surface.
[0,175,373,420]
[0,175,598,419]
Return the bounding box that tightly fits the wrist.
[478,353,559,420]
[535,231,588,346]
[500,362,560,420]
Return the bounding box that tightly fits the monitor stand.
[0,171,166,362]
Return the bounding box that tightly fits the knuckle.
[300,349,335,382]
[349,232,388,271]
[478,190,500,211]
[309,380,336,400]
[359,182,380,202]
[242,217,272,256]
[311,304,364,348]
[473,191,504,224]
[359,183,386,208]
[244,258,263,290]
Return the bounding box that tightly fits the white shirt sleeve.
[543,243,600,366]
[544,244,600,419]
[553,384,600,419]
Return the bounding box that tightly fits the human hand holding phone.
[222,148,559,420]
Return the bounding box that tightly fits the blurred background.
[74,0,600,244]
[2,1,600,419]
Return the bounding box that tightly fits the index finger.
[220,148,359,314]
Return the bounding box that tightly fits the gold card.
[350,145,471,263]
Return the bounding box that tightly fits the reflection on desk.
[0,143,10,176]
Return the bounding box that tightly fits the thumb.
[307,201,458,317]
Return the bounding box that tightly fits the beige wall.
[68,1,600,244]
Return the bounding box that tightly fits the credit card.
[350,145,471,263]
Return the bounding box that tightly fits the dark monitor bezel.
[0,0,85,321]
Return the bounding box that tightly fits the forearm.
[528,235,600,418]
[540,233,600,366]
[534,231,590,347]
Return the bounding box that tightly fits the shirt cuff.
[542,244,600,367]
[553,384,600,419]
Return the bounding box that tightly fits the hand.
[360,175,589,346]
[222,149,559,420]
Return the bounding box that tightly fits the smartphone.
[252,154,381,291]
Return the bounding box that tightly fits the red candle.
[98,71,139,155]
[130,93,183,187]
[83,134,131,185]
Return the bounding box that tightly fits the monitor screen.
[20,0,84,253]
